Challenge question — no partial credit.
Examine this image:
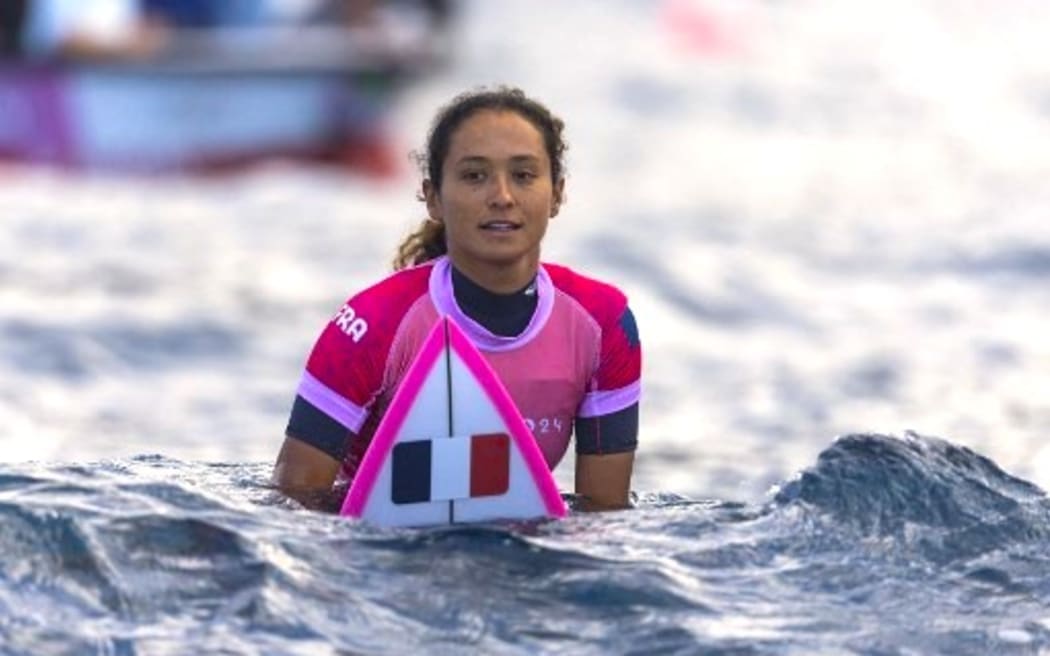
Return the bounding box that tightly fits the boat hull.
[0,64,399,174]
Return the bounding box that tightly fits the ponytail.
[392,219,447,270]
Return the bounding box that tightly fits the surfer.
[274,86,641,513]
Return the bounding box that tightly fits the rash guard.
[286,256,641,481]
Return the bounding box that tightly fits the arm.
[272,434,345,512]
[573,403,639,511]
[571,299,641,512]
[275,281,400,511]
[575,451,634,511]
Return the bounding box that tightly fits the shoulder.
[355,262,431,298]
[305,263,433,382]
[544,262,629,321]
[345,263,432,310]
[332,263,433,339]
[545,262,640,352]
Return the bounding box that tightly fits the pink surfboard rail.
[341,316,567,521]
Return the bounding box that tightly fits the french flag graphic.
[341,317,567,527]
[391,433,510,504]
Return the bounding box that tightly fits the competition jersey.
[289,256,641,481]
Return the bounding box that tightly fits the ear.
[550,177,566,218]
[423,179,442,222]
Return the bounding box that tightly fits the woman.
[273,86,641,513]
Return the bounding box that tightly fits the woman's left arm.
[575,451,635,510]
[573,302,641,511]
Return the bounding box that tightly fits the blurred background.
[2,0,1049,503]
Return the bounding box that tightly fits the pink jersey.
[295,256,641,480]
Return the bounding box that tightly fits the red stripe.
[470,433,509,497]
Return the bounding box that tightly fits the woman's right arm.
[276,283,396,511]
[272,434,346,512]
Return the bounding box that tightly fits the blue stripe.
[391,441,432,505]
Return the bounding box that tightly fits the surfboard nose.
[342,317,566,527]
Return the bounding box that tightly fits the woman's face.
[425,109,563,288]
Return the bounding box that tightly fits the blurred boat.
[0,24,445,176]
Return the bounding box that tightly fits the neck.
[450,264,538,337]
[446,253,539,294]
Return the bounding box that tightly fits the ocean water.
[2,0,1050,653]
[4,434,1050,654]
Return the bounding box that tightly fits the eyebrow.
[454,155,542,166]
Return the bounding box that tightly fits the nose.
[488,172,515,209]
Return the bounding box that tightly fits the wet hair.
[392,86,567,270]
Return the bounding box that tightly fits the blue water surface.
[2,432,1049,655]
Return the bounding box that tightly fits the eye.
[460,169,486,183]
[513,170,538,183]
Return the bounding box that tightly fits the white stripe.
[577,381,641,418]
[296,371,369,431]
[431,436,471,501]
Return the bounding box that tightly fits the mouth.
[479,220,522,232]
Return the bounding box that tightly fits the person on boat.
[273,86,641,513]
[0,0,29,59]
[138,0,384,31]
[312,0,454,29]
[20,0,170,62]
[139,0,301,29]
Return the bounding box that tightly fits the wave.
[3,436,1050,653]
[772,432,1050,559]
